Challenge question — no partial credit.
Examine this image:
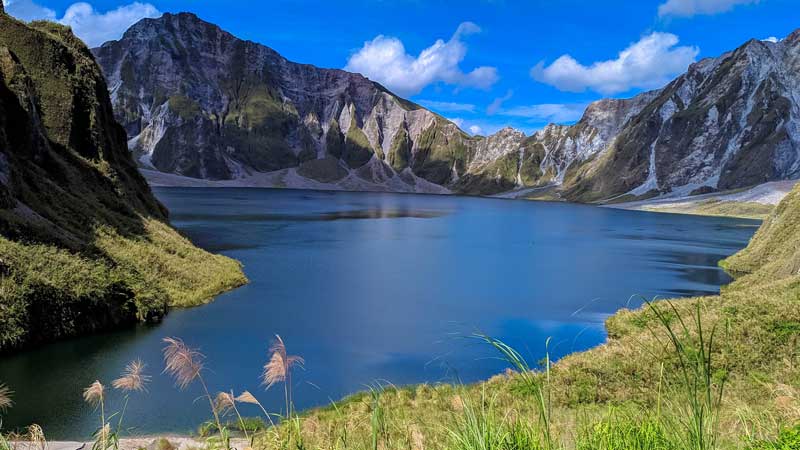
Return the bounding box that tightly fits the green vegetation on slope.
[344,120,377,168]
[412,120,472,186]
[0,12,246,352]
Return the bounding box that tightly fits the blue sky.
[4,0,798,135]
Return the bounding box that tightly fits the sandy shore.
[605,180,799,219]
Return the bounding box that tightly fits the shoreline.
[143,168,797,220]
[603,179,798,219]
[10,437,251,450]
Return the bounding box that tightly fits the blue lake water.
[0,188,759,439]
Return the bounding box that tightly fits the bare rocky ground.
[605,180,800,218]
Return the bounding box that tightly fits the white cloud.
[418,100,476,113]
[345,22,499,97]
[60,2,160,47]
[499,103,588,124]
[448,118,466,128]
[762,36,781,43]
[486,90,513,115]
[531,32,698,95]
[3,0,56,21]
[445,118,485,136]
[2,0,159,47]
[658,0,758,17]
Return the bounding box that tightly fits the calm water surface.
[0,188,759,439]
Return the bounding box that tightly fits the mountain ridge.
[94,13,800,202]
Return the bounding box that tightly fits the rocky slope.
[94,14,800,201]
[92,13,486,194]
[0,8,245,352]
[561,31,800,202]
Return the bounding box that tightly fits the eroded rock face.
[563,34,800,201]
[93,13,482,192]
[94,14,800,200]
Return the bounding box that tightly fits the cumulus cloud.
[418,100,476,113]
[345,22,499,97]
[531,32,698,95]
[658,0,758,17]
[60,2,160,47]
[2,0,56,21]
[445,118,485,136]
[499,103,588,124]
[2,0,160,47]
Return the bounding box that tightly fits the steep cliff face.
[0,12,245,351]
[96,13,800,201]
[93,13,482,193]
[563,33,800,202]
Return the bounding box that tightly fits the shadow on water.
[173,209,447,223]
[0,188,757,439]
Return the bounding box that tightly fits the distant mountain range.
[93,13,800,202]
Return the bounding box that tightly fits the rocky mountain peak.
[95,17,800,201]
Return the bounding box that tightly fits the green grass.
[747,424,800,449]
[0,218,246,350]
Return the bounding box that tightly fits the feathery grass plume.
[162,337,204,390]
[262,335,305,388]
[92,423,112,450]
[112,359,150,393]
[84,381,109,450]
[219,391,255,444]
[235,391,275,427]
[161,337,229,450]
[26,424,47,450]
[262,335,304,416]
[0,383,13,412]
[215,392,235,416]
[83,381,105,407]
[236,391,259,405]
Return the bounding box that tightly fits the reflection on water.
[0,189,758,439]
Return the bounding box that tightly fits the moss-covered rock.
[343,123,375,169]
[0,12,246,352]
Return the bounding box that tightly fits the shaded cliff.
[0,11,246,352]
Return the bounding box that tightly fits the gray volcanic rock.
[94,14,800,201]
[562,33,800,202]
[93,13,480,192]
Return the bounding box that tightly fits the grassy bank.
[0,218,246,350]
